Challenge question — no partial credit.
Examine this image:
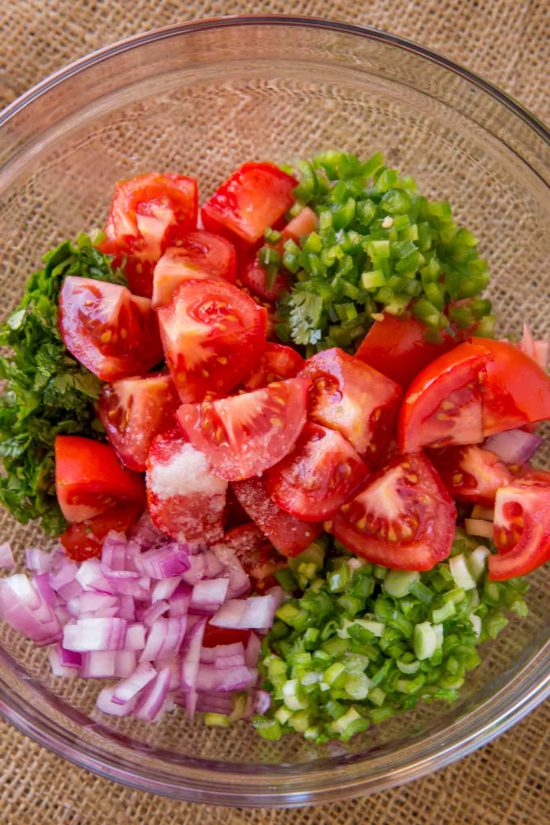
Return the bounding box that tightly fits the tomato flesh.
[489,472,550,580]
[202,625,251,648]
[429,444,514,505]
[152,230,237,307]
[266,423,368,521]
[146,429,227,545]
[98,373,180,472]
[59,276,163,381]
[355,314,461,387]
[157,278,267,403]
[243,342,305,391]
[213,522,286,591]
[281,207,318,244]
[55,435,145,523]
[329,452,456,570]
[60,502,143,561]
[232,477,322,557]
[201,162,297,245]
[299,348,402,462]
[239,251,289,304]
[177,377,309,481]
[97,173,198,297]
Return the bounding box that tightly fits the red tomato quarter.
[489,472,550,580]
[146,429,227,546]
[429,444,513,505]
[59,276,163,381]
[213,522,286,591]
[98,374,180,472]
[266,423,368,521]
[299,348,402,462]
[55,435,145,523]
[243,343,305,391]
[176,377,309,481]
[232,477,322,557]
[152,230,237,307]
[97,173,198,297]
[157,278,267,403]
[355,314,460,387]
[60,502,143,561]
[201,162,297,244]
[329,452,456,570]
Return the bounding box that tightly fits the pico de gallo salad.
[0,152,549,744]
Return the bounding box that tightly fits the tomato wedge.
[176,378,309,481]
[429,444,514,505]
[97,173,198,297]
[399,339,550,452]
[239,251,289,304]
[243,343,305,391]
[60,502,143,561]
[232,477,322,557]
[98,374,180,472]
[281,207,318,244]
[152,230,237,308]
[59,276,163,381]
[355,314,460,387]
[489,472,550,580]
[55,435,145,523]
[471,337,550,435]
[212,522,286,591]
[201,162,297,244]
[329,452,456,571]
[266,423,368,521]
[398,342,487,452]
[157,278,267,403]
[299,348,402,462]
[146,429,227,545]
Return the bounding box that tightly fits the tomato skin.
[97,173,198,297]
[202,625,251,648]
[470,337,550,435]
[266,423,368,521]
[152,231,237,308]
[329,452,456,571]
[398,343,487,453]
[60,502,143,561]
[97,374,180,472]
[201,162,297,245]
[177,377,309,481]
[489,472,550,580]
[213,522,286,591]
[429,444,514,506]
[239,251,289,303]
[355,314,460,387]
[299,348,402,462]
[59,276,163,381]
[243,343,305,391]
[232,477,322,557]
[55,436,145,523]
[157,278,267,403]
[146,429,227,546]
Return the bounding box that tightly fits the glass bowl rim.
[0,13,548,808]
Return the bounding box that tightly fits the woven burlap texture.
[0,1,549,823]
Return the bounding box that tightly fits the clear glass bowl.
[0,15,548,808]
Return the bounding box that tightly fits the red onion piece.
[190,578,229,613]
[112,661,157,705]
[0,575,61,645]
[63,617,128,652]
[140,616,187,662]
[245,632,261,669]
[133,666,172,722]
[135,542,190,579]
[96,686,137,717]
[210,589,282,630]
[24,547,51,574]
[484,429,543,465]
[49,645,78,678]
[125,622,146,651]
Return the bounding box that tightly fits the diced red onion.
[112,661,157,705]
[181,618,206,720]
[484,428,543,465]
[63,617,127,652]
[140,616,187,662]
[58,646,82,668]
[34,573,57,609]
[195,664,256,692]
[210,590,282,630]
[49,559,78,592]
[0,575,61,645]
[190,578,229,613]
[195,693,233,715]
[0,542,15,571]
[181,554,205,585]
[56,578,84,601]
[25,547,52,574]
[71,593,119,616]
[80,650,118,678]
[245,632,261,669]
[101,531,129,571]
[200,642,245,664]
[129,512,168,549]
[49,644,78,678]
[125,622,146,651]
[133,666,171,722]
[151,576,182,603]
[156,656,181,691]
[142,600,170,627]
[116,595,136,620]
[168,583,192,617]
[75,559,112,593]
[203,550,225,578]
[135,542,190,579]
[253,689,271,715]
[96,686,137,717]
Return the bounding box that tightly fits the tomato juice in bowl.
[0,17,548,807]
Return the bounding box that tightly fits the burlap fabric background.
[0,1,549,822]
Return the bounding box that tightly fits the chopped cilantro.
[0,234,124,534]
